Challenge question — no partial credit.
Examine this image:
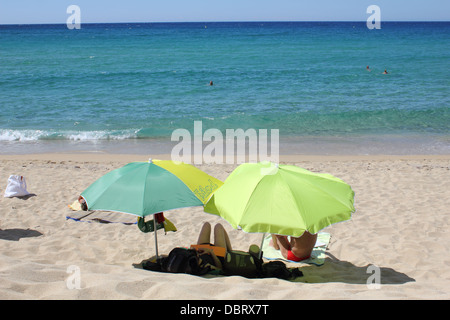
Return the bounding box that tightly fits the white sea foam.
[0,129,140,142]
[0,129,46,141]
[66,129,139,141]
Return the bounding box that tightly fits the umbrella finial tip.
[148,158,153,163]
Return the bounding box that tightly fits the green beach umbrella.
[204,162,355,240]
[81,159,223,257]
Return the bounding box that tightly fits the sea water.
[0,22,449,155]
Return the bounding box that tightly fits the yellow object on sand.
[68,200,82,211]
[190,244,226,257]
[163,218,177,233]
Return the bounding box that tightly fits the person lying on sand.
[193,222,233,270]
[78,195,87,211]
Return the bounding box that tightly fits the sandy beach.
[0,153,449,300]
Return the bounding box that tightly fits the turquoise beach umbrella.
[81,159,223,257]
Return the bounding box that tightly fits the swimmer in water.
[209,81,214,86]
[383,69,388,74]
[366,65,371,72]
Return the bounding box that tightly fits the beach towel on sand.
[262,233,330,266]
[66,202,137,225]
[67,202,177,231]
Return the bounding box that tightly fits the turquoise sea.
[0,22,449,155]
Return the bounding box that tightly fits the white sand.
[0,153,449,300]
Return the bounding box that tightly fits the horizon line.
[1,20,449,26]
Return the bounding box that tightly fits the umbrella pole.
[259,233,266,260]
[153,218,159,260]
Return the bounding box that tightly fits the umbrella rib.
[284,169,355,212]
[144,163,208,216]
[90,204,207,218]
[142,163,151,216]
[278,171,309,234]
[154,161,223,204]
[306,177,355,211]
[290,174,355,234]
[279,169,354,234]
[239,175,269,230]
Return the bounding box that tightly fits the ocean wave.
[0,129,140,142]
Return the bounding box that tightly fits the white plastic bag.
[4,175,31,198]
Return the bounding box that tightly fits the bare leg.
[271,235,280,250]
[274,235,291,259]
[197,222,211,245]
[290,232,317,259]
[213,223,232,251]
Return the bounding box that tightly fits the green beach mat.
[262,233,330,266]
